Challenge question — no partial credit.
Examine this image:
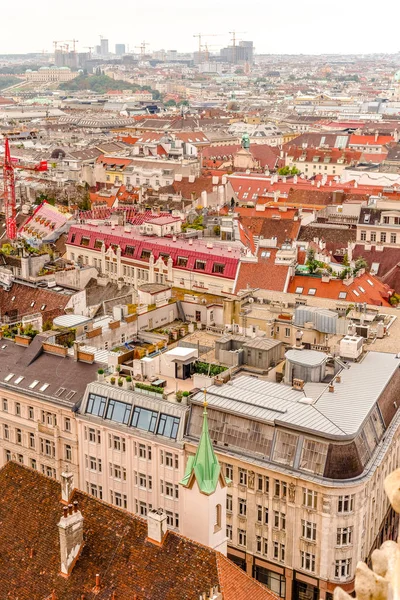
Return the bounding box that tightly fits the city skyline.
[2,0,400,56]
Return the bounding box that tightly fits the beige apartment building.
[184,353,400,600]
[65,223,243,295]
[76,381,188,528]
[356,200,400,248]
[0,333,98,480]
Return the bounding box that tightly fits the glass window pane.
[273,430,298,466]
[157,414,180,439]
[86,393,107,418]
[299,439,328,475]
[132,406,159,432]
[105,400,131,424]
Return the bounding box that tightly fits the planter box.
[15,334,31,347]
[87,327,102,339]
[109,320,120,330]
[43,342,68,357]
[77,350,95,364]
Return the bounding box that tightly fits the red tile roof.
[67,225,240,280]
[349,134,394,146]
[96,155,132,168]
[0,462,277,600]
[234,248,290,293]
[287,272,393,306]
[0,282,72,323]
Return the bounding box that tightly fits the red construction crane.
[2,138,47,240]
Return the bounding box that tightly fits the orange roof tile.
[287,272,393,306]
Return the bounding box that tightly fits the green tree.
[354,256,368,273]
[306,247,319,274]
[164,99,177,107]
[278,165,301,176]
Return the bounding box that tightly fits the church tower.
[180,396,230,555]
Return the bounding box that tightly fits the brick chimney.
[147,508,168,545]
[58,501,84,576]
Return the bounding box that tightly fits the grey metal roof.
[314,351,400,434]
[244,337,281,350]
[193,351,400,439]
[194,376,344,437]
[285,349,327,366]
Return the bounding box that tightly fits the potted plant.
[176,390,183,403]
[97,368,105,382]
[116,365,121,373]
[110,377,116,385]
[118,378,123,387]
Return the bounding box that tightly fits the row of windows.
[86,394,181,440]
[231,528,351,579]
[360,230,396,244]
[74,242,226,275]
[2,426,72,461]
[4,449,56,478]
[1,400,71,431]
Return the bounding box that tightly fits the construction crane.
[229,31,246,48]
[2,139,47,240]
[84,46,93,58]
[229,31,246,63]
[134,42,149,58]
[193,33,221,58]
[63,39,79,52]
[202,43,220,62]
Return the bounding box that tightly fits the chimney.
[61,467,74,504]
[335,375,341,384]
[58,501,84,576]
[147,508,168,545]
[73,341,80,361]
[329,384,334,393]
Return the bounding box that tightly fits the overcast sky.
[2,0,400,56]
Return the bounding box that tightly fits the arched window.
[215,503,222,531]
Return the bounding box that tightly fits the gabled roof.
[180,401,228,495]
[0,462,276,600]
[234,248,291,294]
[67,225,240,280]
[287,272,393,306]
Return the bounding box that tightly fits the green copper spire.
[180,393,228,495]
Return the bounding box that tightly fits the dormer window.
[195,260,206,271]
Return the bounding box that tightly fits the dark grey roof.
[0,338,98,408]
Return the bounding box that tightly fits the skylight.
[14,376,24,385]
[359,286,365,293]
[338,292,347,299]
[39,383,49,392]
[4,373,14,382]
[295,287,304,294]
[353,290,360,297]
[308,288,317,296]
[55,388,66,397]
[29,380,39,389]
[367,279,374,286]
[65,391,77,401]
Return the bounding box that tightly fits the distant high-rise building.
[220,40,254,65]
[95,45,101,56]
[115,44,126,56]
[100,38,109,56]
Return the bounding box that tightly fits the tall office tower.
[100,38,109,56]
[115,44,126,56]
